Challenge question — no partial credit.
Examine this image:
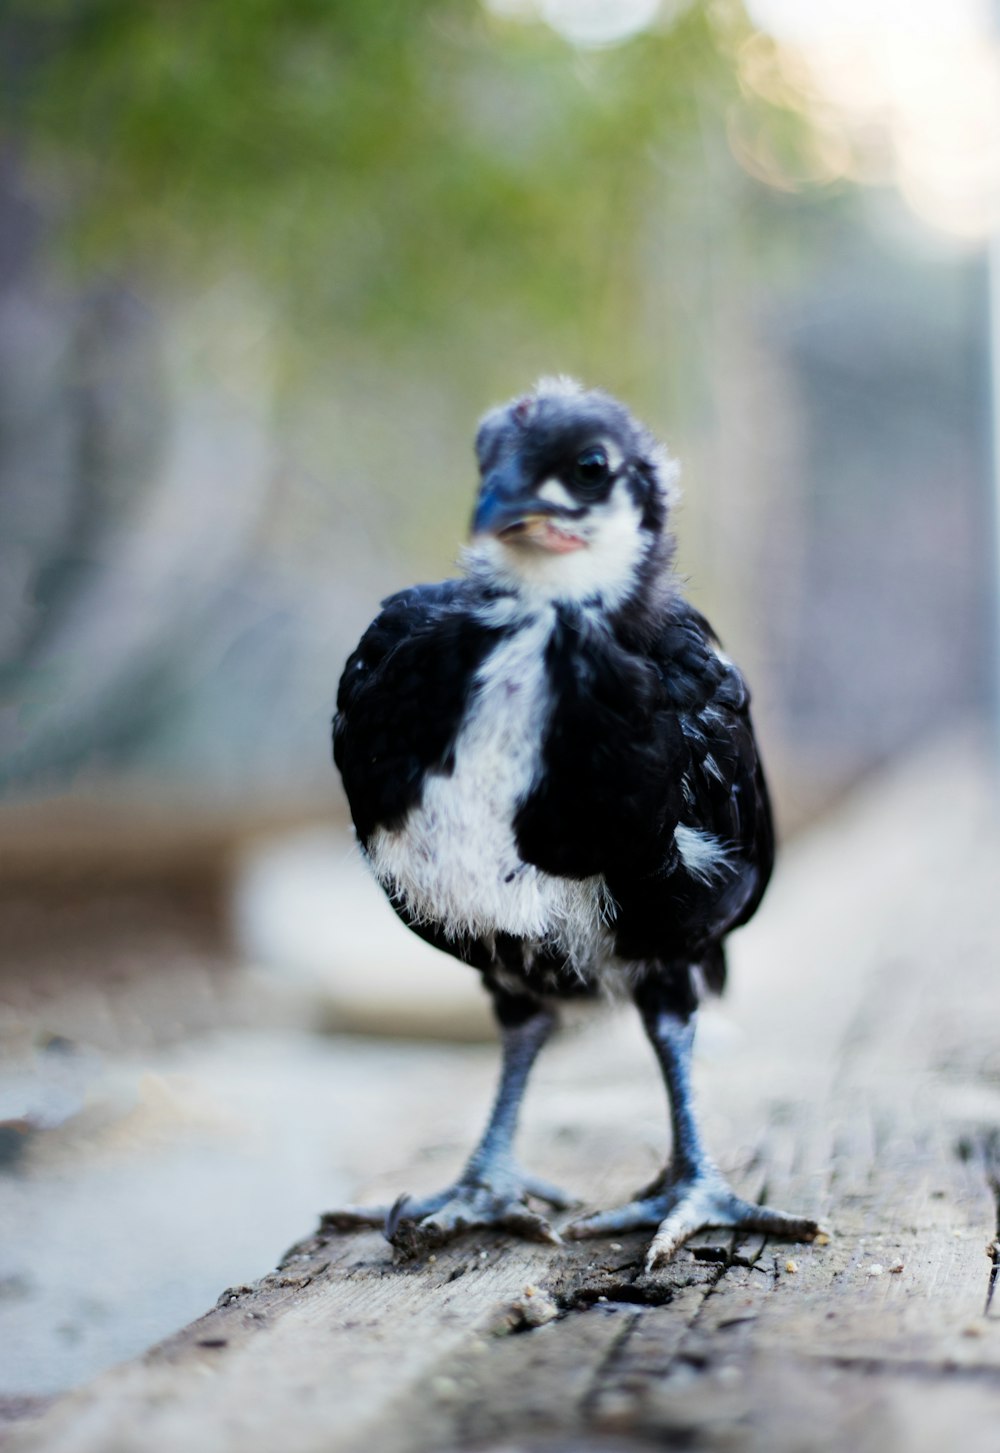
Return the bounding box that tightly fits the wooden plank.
[0,794,343,883]
[9,740,1000,1453]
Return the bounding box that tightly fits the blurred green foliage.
[4,0,779,375]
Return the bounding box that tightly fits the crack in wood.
[983,1163,1000,1319]
[808,1354,1000,1384]
[579,1309,644,1421]
[954,1130,1000,1316]
[559,1281,675,1311]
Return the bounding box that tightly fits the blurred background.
[2,0,999,1422]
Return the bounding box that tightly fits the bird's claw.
[387,1179,563,1260]
[389,1192,561,1261]
[384,1192,417,1242]
[322,1166,573,1259]
[566,1168,821,1272]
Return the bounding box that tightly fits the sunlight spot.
[485,0,668,50]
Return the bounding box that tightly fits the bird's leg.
[324,1001,575,1257]
[567,970,821,1272]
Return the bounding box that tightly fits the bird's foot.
[566,1165,821,1273]
[322,1166,577,1260]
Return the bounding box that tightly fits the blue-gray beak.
[472,464,558,539]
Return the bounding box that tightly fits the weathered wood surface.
[10,742,1000,1453]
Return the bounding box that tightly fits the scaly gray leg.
[324,1005,575,1256]
[568,973,821,1271]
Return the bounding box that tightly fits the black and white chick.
[331,377,820,1271]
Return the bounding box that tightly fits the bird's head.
[465,377,679,613]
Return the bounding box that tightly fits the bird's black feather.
[519,594,772,973]
[334,580,510,844]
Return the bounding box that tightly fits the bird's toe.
[567,1170,822,1270]
[564,1196,665,1240]
[497,1202,562,1244]
[320,1187,453,1240]
[517,1171,579,1212]
[327,1166,574,1258]
[643,1198,712,1271]
[385,1182,563,1259]
[387,1212,453,1260]
[722,1195,823,1243]
[319,1205,394,1232]
[644,1180,823,1272]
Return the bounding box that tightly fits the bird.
[329,376,820,1271]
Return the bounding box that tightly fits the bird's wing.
[333,580,508,845]
[609,598,775,963]
[658,599,773,897]
[512,596,773,965]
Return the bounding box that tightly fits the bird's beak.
[471,463,557,540]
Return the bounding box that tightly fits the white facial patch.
[535,478,578,511]
[467,477,648,611]
[366,615,616,975]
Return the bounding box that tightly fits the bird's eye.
[574,447,609,492]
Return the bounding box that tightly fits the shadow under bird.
[330,377,820,1271]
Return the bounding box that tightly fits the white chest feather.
[366,614,614,972]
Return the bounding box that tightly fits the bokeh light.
[745,0,1000,238]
